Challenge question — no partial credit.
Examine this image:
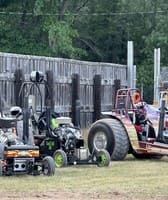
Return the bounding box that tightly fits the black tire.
[53,150,67,168]
[42,156,55,176]
[96,149,111,167]
[88,118,129,160]
[0,143,4,159]
[0,161,3,176]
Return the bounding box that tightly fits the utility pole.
[127,41,136,88]
[153,48,160,104]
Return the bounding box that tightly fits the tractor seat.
[34,135,46,145]
[0,117,17,129]
[34,135,46,139]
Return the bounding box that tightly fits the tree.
[0,0,167,102]
[34,0,88,58]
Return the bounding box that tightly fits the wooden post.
[113,79,121,108]
[14,69,24,107]
[93,74,101,122]
[71,73,80,127]
[45,70,55,111]
[23,95,29,144]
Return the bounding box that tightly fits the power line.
[0,10,167,16]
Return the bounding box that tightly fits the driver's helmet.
[10,106,22,117]
[135,102,144,109]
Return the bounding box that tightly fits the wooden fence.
[0,52,127,128]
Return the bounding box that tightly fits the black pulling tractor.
[0,86,55,176]
[18,71,110,168]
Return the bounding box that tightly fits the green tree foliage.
[0,0,167,102]
[33,0,87,58]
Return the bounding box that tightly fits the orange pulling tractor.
[88,88,168,160]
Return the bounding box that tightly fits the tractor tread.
[95,118,129,160]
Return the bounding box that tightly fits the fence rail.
[0,52,127,128]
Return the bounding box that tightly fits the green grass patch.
[0,155,167,199]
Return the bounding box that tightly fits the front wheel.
[42,156,55,176]
[53,150,67,168]
[96,149,110,167]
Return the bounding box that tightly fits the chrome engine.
[54,125,82,151]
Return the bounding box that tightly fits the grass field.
[0,155,167,200]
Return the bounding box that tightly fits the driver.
[10,106,34,145]
[10,106,23,139]
[134,102,148,141]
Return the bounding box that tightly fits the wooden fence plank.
[0,52,127,128]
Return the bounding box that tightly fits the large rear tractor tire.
[42,156,55,176]
[88,118,129,160]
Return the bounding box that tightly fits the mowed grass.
[0,155,167,199]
